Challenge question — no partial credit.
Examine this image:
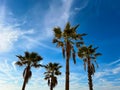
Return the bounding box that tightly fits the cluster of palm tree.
[15,22,101,90]
[15,52,62,90]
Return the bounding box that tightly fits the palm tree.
[78,45,101,90]
[52,22,86,90]
[44,62,62,90]
[15,51,43,90]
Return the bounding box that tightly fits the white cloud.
[0,24,35,53]
[43,0,73,38]
[112,66,120,74]
[0,2,36,53]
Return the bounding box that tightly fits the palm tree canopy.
[15,51,43,68]
[53,22,87,64]
[78,45,102,74]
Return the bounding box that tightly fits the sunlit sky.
[0,0,120,90]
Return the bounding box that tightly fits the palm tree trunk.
[65,57,69,90]
[65,41,71,90]
[50,83,53,90]
[88,58,93,90]
[50,73,54,90]
[22,79,26,90]
[65,41,70,90]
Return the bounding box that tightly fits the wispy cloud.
[1,0,74,52]
[74,0,89,12]
[108,58,120,66]
[42,0,73,38]
[0,2,36,53]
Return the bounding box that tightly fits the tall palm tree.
[15,51,43,90]
[78,45,101,90]
[44,62,62,90]
[52,22,86,90]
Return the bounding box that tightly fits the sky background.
[0,0,120,90]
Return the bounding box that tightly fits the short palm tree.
[15,51,43,90]
[44,62,62,90]
[53,22,86,90]
[78,45,101,90]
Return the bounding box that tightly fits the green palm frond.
[72,48,76,64]
[76,41,84,47]
[23,68,27,78]
[72,24,79,31]
[52,38,59,43]
[56,41,64,47]
[48,79,50,86]
[30,52,38,59]
[53,27,62,39]
[25,51,29,59]
[52,76,58,88]
[55,71,61,75]
[90,63,95,75]
[16,55,25,61]
[94,53,102,57]
[64,22,70,31]
[32,63,42,68]
[62,47,65,58]
[81,33,87,36]
[15,61,23,66]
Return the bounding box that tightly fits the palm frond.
[62,47,65,58]
[16,55,25,61]
[94,53,102,57]
[53,27,62,39]
[30,52,38,59]
[48,79,50,86]
[55,71,61,75]
[56,41,64,47]
[72,24,79,31]
[25,51,29,59]
[81,33,87,36]
[52,38,59,43]
[72,48,76,64]
[32,63,42,68]
[23,67,27,78]
[15,61,23,66]
[65,22,70,30]
[91,64,95,75]
[76,41,84,47]
[52,76,58,88]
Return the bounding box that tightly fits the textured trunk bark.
[65,41,70,90]
[22,65,30,90]
[88,58,93,90]
[65,58,69,90]
[22,79,26,90]
[50,73,53,90]
[50,84,53,90]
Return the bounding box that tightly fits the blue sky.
[0,0,120,90]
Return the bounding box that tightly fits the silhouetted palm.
[15,51,43,90]
[44,62,62,90]
[53,22,86,90]
[78,45,101,90]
